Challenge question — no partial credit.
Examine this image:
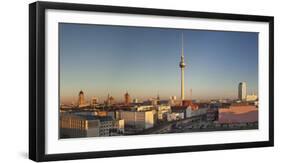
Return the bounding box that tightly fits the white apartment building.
[119,110,154,129]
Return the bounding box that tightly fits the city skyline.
[59,23,258,104]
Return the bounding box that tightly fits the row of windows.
[60,118,87,129]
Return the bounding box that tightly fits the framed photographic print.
[29,1,274,162]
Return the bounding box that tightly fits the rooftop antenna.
[181,32,184,58]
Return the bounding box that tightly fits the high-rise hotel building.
[78,90,85,106]
[238,82,247,101]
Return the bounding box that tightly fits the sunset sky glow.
[59,23,258,104]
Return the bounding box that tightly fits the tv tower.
[179,33,186,101]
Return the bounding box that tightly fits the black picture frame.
[29,1,274,162]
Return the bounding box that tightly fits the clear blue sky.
[59,23,258,104]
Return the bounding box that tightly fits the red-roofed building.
[182,100,199,110]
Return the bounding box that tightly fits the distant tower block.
[124,91,131,105]
[133,98,138,103]
[78,90,85,106]
[238,82,247,101]
[179,33,186,101]
[91,97,98,105]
